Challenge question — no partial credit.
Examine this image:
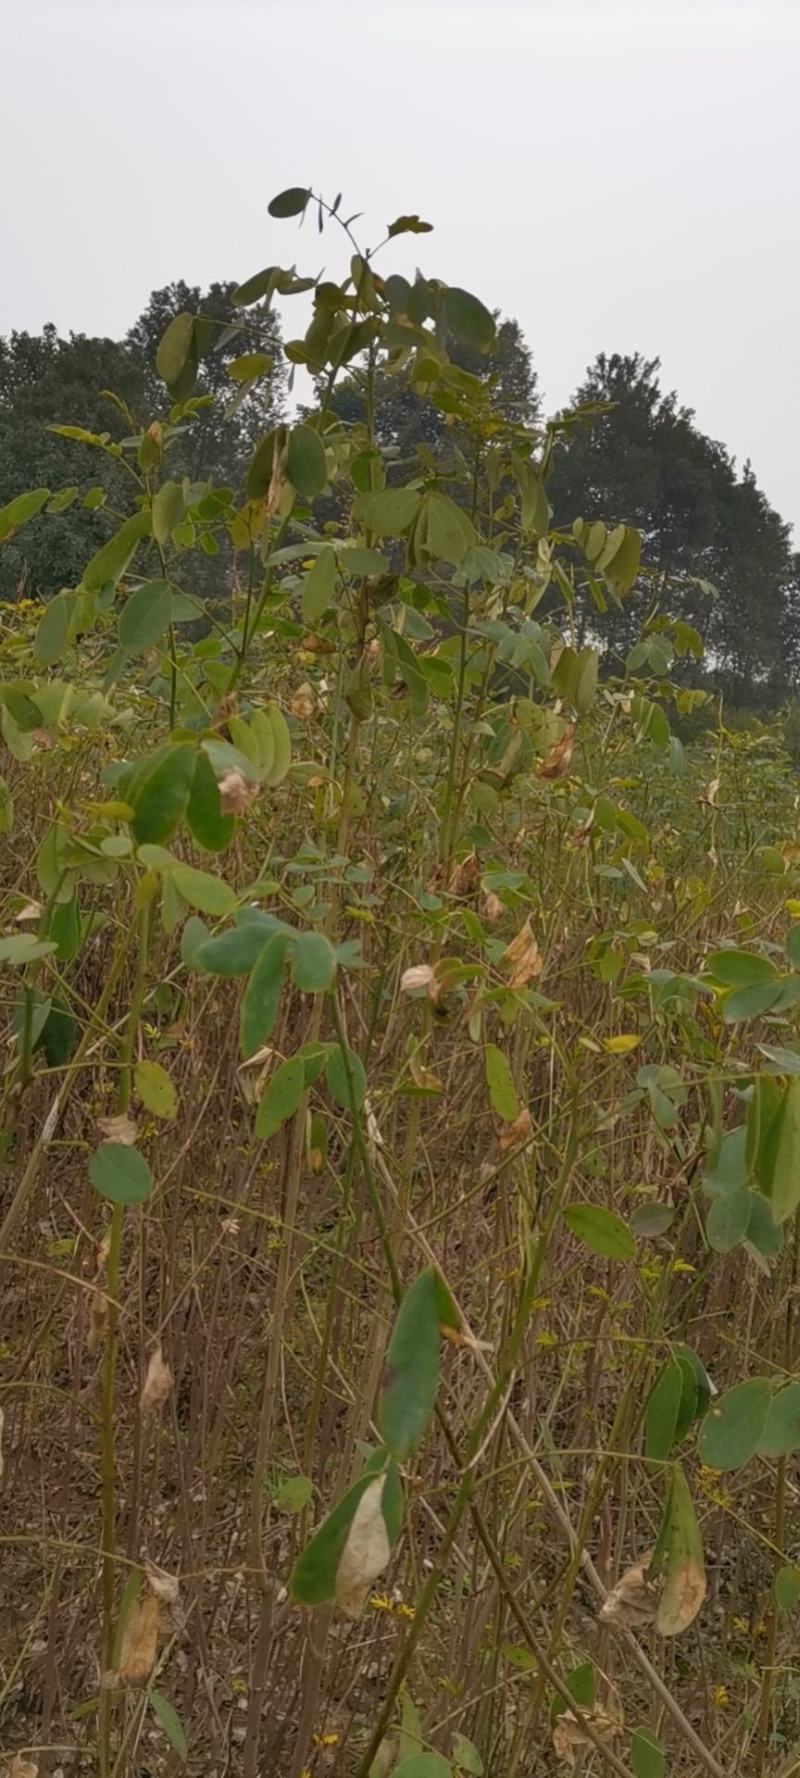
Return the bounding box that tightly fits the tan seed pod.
[118,1591,160,1684]
[140,1345,173,1413]
[482,892,503,922]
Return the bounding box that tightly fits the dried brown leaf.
[598,1557,657,1631]
[15,899,42,922]
[552,1705,622,1768]
[335,1476,391,1619]
[218,768,258,815]
[97,1112,138,1146]
[140,1345,173,1414]
[502,918,542,989]
[400,964,438,999]
[118,1591,159,1684]
[497,1106,533,1153]
[10,1758,38,1778]
[290,684,314,721]
[448,851,479,897]
[482,892,503,922]
[144,1558,180,1604]
[538,726,574,780]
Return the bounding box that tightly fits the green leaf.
[275,1474,314,1513]
[758,1383,800,1457]
[484,1044,518,1121]
[645,1360,683,1461]
[301,545,336,623]
[422,492,475,566]
[40,1000,77,1066]
[399,1689,424,1762]
[180,915,210,969]
[151,480,185,546]
[325,1043,367,1111]
[290,1456,403,1606]
[171,864,236,918]
[286,424,327,497]
[563,1203,635,1261]
[706,1185,752,1252]
[50,894,81,961]
[156,311,196,393]
[291,931,336,992]
[723,980,784,1023]
[393,1758,451,1778]
[240,932,288,1058]
[268,186,312,217]
[452,1735,483,1774]
[387,214,433,238]
[130,744,196,845]
[89,1142,153,1206]
[119,581,172,652]
[149,1690,188,1762]
[228,351,273,382]
[134,1059,177,1120]
[0,933,56,965]
[0,775,13,836]
[34,591,74,667]
[379,1269,440,1459]
[0,486,50,540]
[442,286,495,351]
[762,1078,800,1223]
[651,1462,706,1634]
[357,487,421,536]
[255,1055,305,1138]
[82,510,151,592]
[631,1727,664,1778]
[698,1377,772,1470]
[186,750,234,853]
[196,919,284,976]
[707,949,776,987]
[775,1565,800,1611]
[630,1203,674,1238]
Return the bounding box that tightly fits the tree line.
[1,281,796,708]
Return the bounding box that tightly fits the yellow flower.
[313,1732,340,1747]
[711,1684,729,1709]
[370,1592,394,1613]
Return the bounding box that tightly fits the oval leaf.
[379,1269,440,1459]
[563,1203,635,1261]
[698,1377,772,1470]
[90,1142,153,1206]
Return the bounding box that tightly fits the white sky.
[1,0,798,531]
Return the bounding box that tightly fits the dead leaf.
[97,1112,138,1146]
[118,1591,160,1684]
[335,1477,391,1619]
[400,964,438,1000]
[502,918,542,989]
[482,892,503,922]
[15,899,42,922]
[538,726,574,780]
[218,768,258,815]
[598,1557,657,1631]
[498,1106,533,1153]
[144,1558,180,1604]
[10,1758,38,1778]
[552,1705,622,1769]
[448,851,479,897]
[140,1345,173,1414]
[290,684,314,721]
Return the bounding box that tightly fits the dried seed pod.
[140,1345,173,1414]
[118,1592,160,1684]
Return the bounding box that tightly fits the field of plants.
[4,188,800,1778]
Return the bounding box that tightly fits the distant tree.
[549,353,796,699]
[0,285,285,604]
[0,327,139,601]
[126,279,285,486]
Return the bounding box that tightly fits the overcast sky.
[1,0,798,530]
